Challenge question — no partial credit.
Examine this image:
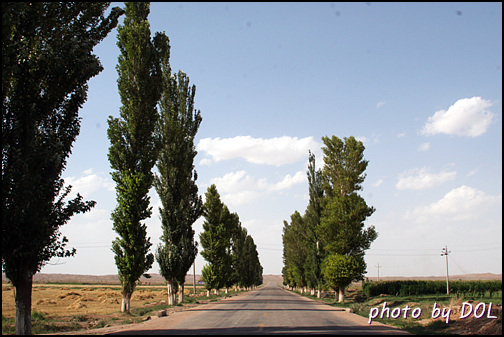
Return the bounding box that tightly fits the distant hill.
[1,273,501,285]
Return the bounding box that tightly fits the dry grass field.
[1,273,500,334]
[1,274,284,319]
[1,283,194,318]
[1,282,231,334]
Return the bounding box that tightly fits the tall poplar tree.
[282,211,308,291]
[319,135,377,302]
[231,220,263,290]
[107,2,168,313]
[2,3,123,334]
[200,185,234,295]
[303,151,325,297]
[282,137,377,302]
[154,56,203,304]
[243,234,263,289]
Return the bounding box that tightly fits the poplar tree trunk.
[178,283,185,303]
[338,287,345,303]
[121,291,132,313]
[14,270,33,335]
[167,282,176,305]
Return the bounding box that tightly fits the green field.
[286,284,502,335]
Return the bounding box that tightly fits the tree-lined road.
[109,284,410,335]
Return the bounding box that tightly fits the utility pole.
[193,238,197,294]
[441,246,450,295]
[376,262,381,281]
[193,260,196,294]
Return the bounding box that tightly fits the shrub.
[362,280,501,297]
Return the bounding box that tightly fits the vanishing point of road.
[105,283,410,335]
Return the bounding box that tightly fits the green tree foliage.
[2,3,123,334]
[231,226,248,288]
[282,211,308,290]
[319,136,376,301]
[303,151,325,296]
[232,226,263,289]
[201,263,220,294]
[321,135,368,197]
[282,136,377,302]
[223,212,241,291]
[319,136,377,262]
[245,235,263,288]
[361,280,502,298]
[200,185,262,293]
[154,44,203,304]
[107,2,168,313]
[322,254,363,302]
[320,193,376,255]
[200,185,234,294]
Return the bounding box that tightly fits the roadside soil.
[2,283,236,334]
[418,301,502,335]
[3,283,502,335]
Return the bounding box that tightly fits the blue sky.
[40,2,502,278]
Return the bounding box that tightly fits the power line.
[367,253,440,256]
[367,256,439,269]
[448,254,468,275]
[370,246,501,252]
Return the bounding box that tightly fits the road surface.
[106,283,409,335]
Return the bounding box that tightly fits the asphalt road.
[109,283,410,335]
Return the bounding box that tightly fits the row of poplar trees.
[282,136,378,302]
[2,3,209,334]
[107,3,204,312]
[109,3,263,309]
[200,185,263,296]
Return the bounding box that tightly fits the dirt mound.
[419,301,502,335]
[447,303,502,335]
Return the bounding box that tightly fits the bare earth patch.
[416,301,502,335]
[2,283,246,334]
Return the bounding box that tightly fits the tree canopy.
[282,135,377,302]
[2,2,123,334]
[107,2,168,313]
[200,185,262,293]
[154,53,203,304]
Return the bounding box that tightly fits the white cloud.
[209,170,306,205]
[63,169,115,199]
[199,158,213,166]
[466,169,478,177]
[354,134,380,146]
[376,101,386,108]
[270,171,306,191]
[197,136,320,166]
[405,185,501,223]
[418,142,431,152]
[421,97,494,137]
[355,136,368,145]
[372,179,384,187]
[396,167,457,190]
